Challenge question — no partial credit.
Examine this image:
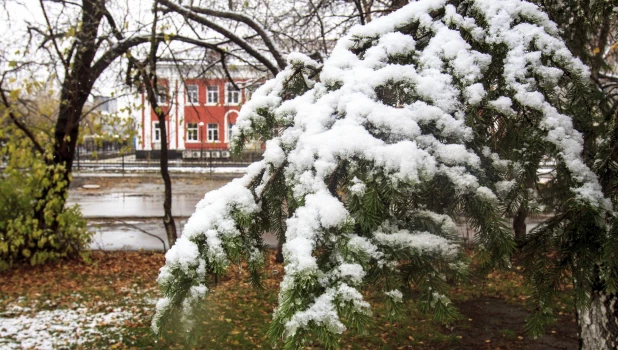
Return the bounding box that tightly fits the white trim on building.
[224,110,238,143]
[225,82,241,106]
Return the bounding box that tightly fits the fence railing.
[77,140,133,160]
[74,146,259,173]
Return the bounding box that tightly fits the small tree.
[153,0,615,348]
[0,83,90,270]
[0,0,164,253]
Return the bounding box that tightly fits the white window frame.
[186,84,198,104]
[207,123,219,142]
[206,85,219,105]
[186,122,198,142]
[228,123,234,143]
[224,110,238,143]
[244,84,258,102]
[225,83,240,105]
[153,121,161,142]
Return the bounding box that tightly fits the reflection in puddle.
[87,219,279,251]
[68,178,230,217]
[68,193,203,217]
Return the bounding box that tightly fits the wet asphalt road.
[67,173,544,251]
[68,173,279,251]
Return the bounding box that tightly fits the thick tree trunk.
[26,0,154,244]
[54,87,93,177]
[577,290,618,350]
[33,0,104,232]
[34,79,93,232]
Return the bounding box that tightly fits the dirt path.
[451,298,577,349]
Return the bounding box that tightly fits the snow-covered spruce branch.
[153,0,610,348]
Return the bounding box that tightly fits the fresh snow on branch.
[152,0,609,347]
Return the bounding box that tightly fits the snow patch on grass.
[0,305,142,349]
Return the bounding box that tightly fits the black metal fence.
[74,157,253,172]
[74,144,259,172]
[77,139,133,160]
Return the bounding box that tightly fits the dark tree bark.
[130,75,179,248]
[513,175,535,243]
[275,236,285,263]
[33,0,179,248]
[53,0,102,171]
[36,0,107,230]
[512,205,527,241]
[390,0,408,11]
[149,100,178,248]
[27,0,151,234]
[141,0,177,248]
[100,0,178,247]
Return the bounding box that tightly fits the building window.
[245,85,258,102]
[207,85,219,104]
[226,83,240,104]
[186,122,198,141]
[153,122,161,142]
[156,85,167,105]
[186,85,198,104]
[207,123,219,142]
[94,96,118,113]
[228,123,234,143]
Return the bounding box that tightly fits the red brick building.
[136,64,261,160]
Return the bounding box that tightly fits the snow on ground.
[0,308,130,349]
[0,301,152,349]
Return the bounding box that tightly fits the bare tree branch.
[187,5,287,70]
[38,0,69,70]
[157,0,280,76]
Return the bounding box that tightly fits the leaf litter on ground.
[0,250,577,349]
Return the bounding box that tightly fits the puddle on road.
[68,177,546,251]
[69,176,281,251]
[68,193,204,217]
[87,219,279,251]
[68,177,232,217]
[88,220,172,251]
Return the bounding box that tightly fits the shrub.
[0,113,91,270]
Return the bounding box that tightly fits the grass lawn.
[0,250,577,349]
